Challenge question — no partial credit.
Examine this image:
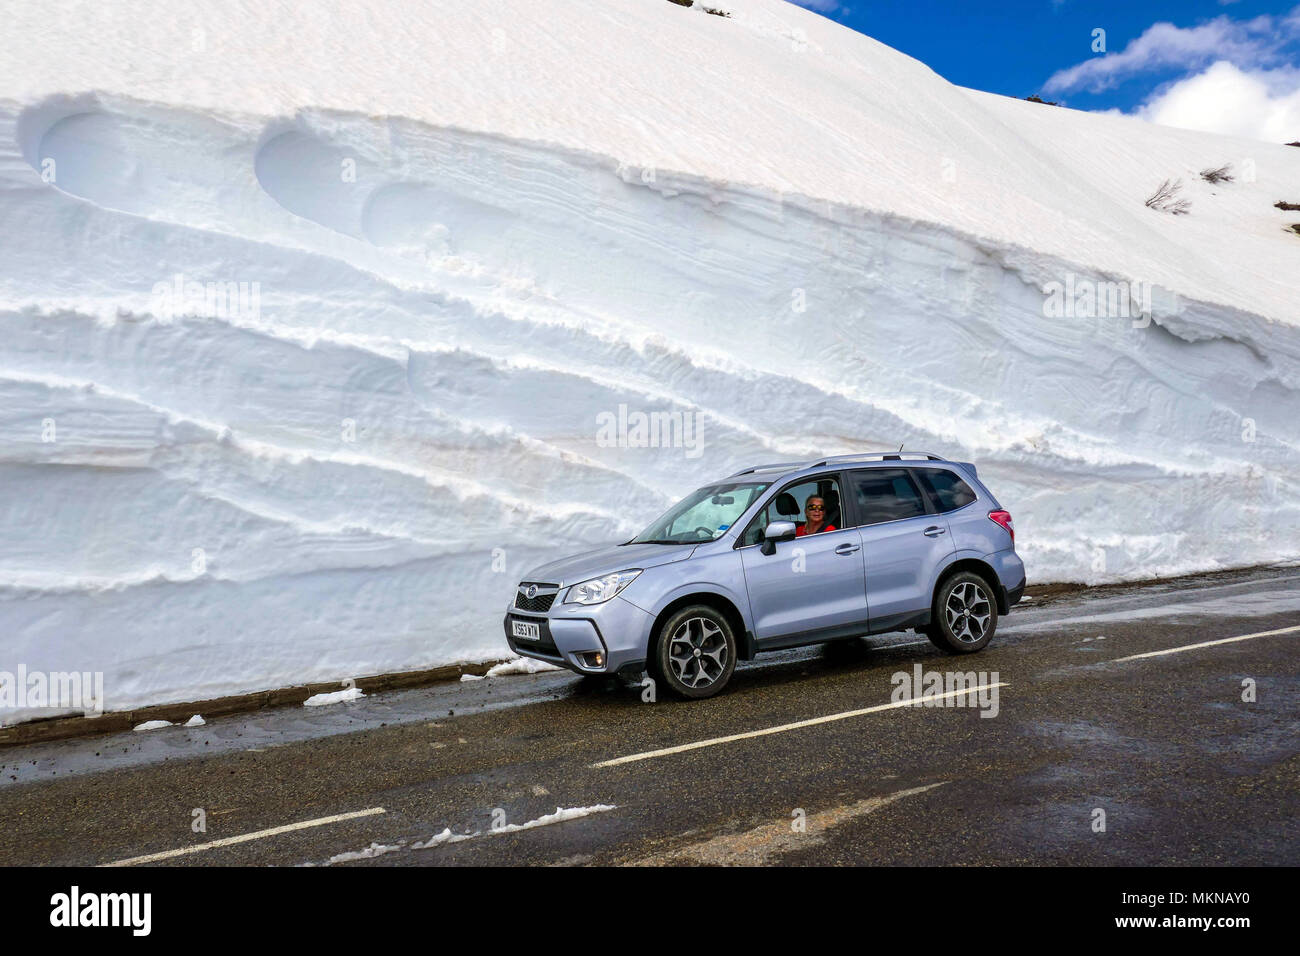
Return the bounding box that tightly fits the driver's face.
[806,498,825,518]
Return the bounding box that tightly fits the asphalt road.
[1,565,1297,867]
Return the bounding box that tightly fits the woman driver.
[796,495,836,536]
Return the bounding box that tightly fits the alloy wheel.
[667,616,729,689]
[945,581,992,644]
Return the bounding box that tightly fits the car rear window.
[915,468,978,513]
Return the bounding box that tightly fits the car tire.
[648,605,737,700]
[926,572,998,654]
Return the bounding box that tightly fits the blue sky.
[788,1,1300,142]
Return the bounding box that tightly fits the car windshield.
[630,482,770,544]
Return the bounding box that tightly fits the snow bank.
[2,0,1298,724]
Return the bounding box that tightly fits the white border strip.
[591,683,1008,768]
[1108,624,1300,663]
[102,807,386,867]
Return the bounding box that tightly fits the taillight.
[988,510,1014,543]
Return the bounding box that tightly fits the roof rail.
[728,461,810,477]
[729,452,947,477]
[809,452,947,466]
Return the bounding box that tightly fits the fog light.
[578,651,604,669]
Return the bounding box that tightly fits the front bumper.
[502,593,654,676]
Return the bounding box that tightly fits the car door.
[738,475,869,643]
[848,468,955,629]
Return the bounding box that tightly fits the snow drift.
[1,0,1298,724]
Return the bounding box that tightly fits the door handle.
[923,526,947,537]
[834,543,861,555]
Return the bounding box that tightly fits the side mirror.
[759,520,797,555]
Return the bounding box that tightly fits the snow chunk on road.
[411,828,477,850]
[184,714,205,727]
[303,687,364,707]
[494,805,617,834]
[327,841,404,864]
[132,720,172,732]
[411,805,617,852]
[486,658,564,677]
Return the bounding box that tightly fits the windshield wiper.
[631,539,698,546]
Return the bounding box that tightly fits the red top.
[796,523,836,537]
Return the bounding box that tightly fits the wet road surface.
[1,565,1296,866]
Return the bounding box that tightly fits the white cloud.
[1044,6,1300,94]
[1136,60,1300,143]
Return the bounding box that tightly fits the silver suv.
[504,453,1026,699]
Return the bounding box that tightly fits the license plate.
[512,619,541,641]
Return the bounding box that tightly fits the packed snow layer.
[2,0,1296,325]
[1,0,1299,724]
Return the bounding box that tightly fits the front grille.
[514,582,559,613]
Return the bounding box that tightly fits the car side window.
[740,475,843,545]
[849,468,928,525]
[915,469,978,513]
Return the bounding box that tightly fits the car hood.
[521,541,698,586]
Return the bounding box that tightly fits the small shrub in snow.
[1287,141,1300,147]
[1290,224,1300,236]
[1145,179,1191,215]
[1024,95,1060,106]
[1275,200,1300,211]
[702,6,731,15]
[666,0,693,6]
[1199,164,1234,184]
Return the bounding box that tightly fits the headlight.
[564,569,642,605]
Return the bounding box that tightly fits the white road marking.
[1107,624,1300,663]
[101,807,386,867]
[591,683,1008,768]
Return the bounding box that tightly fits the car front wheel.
[649,605,737,700]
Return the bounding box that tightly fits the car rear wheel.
[649,605,737,700]
[926,572,997,654]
